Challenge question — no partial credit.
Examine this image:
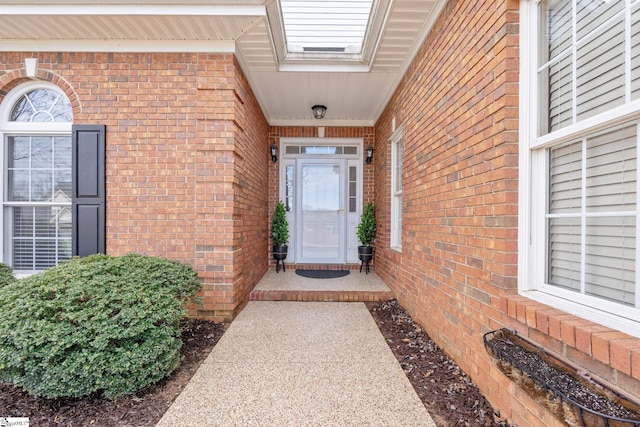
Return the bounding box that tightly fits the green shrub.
[356,201,376,246]
[271,200,289,246]
[0,263,16,288]
[0,253,201,399]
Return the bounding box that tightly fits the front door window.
[280,139,362,265]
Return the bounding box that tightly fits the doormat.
[295,269,350,279]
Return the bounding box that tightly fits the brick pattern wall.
[0,52,269,322]
[374,0,640,425]
[267,126,375,270]
[373,0,536,424]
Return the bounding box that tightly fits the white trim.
[519,0,536,293]
[280,137,364,155]
[271,118,375,127]
[277,62,371,73]
[637,120,640,310]
[0,40,237,54]
[0,5,266,17]
[532,99,640,149]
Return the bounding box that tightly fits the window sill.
[500,294,640,384]
[389,246,402,253]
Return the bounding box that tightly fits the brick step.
[249,288,393,302]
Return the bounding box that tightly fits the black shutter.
[72,125,106,257]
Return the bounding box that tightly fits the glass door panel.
[296,160,346,264]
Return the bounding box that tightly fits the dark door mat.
[295,269,350,279]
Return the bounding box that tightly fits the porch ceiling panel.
[248,70,396,126]
[0,15,261,42]
[0,0,444,126]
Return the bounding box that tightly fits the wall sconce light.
[311,105,327,119]
[365,146,374,164]
[270,144,278,162]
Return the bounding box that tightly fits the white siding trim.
[0,40,237,53]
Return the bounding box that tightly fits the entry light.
[312,105,327,119]
[365,146,374,164]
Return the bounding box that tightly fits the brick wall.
[374,0,640,425]
[373,0,533,424]
[0,52,269,322]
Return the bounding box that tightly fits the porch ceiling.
[0,0,444,126]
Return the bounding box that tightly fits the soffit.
[0,0,443,126]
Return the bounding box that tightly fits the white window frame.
[0,81,73,274]
[391,126,403,251]
[519,0,640,337]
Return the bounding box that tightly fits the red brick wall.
[374,0,640,425]
[0,52,269,322]
[267,126,375,269]
[373,0,531,424]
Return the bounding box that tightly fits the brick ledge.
[500,295,640,383]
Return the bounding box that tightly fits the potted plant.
[356,201,376,273]
[271,201,289,273]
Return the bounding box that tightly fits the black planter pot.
[358,245,374,274]
[273,244,288,273]
[358,245,373,261]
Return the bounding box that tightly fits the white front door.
[295,159,346,264]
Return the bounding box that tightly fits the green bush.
[271,200,289,246]
[0,263,16,288]
[356,201,376,246]
[0,253,201,399]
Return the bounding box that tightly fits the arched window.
[0,83,73,273]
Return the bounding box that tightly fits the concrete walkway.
[157,301,436,426]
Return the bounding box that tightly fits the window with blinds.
[2,86,73,272]
[522,0,640,334]
[548,124,637,307]
[539,0,631,136]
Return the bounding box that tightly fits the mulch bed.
[1,299,516,426]
[0,319,226,426]
[367,299,511,427]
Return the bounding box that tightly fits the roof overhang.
[0,0,446,126]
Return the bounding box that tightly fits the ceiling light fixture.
[312,105,327,119]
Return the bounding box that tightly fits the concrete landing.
[249,270,393,302]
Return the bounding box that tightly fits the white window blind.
[540,0,629,135]
[548,124,637,307]
[631,5,640,99]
